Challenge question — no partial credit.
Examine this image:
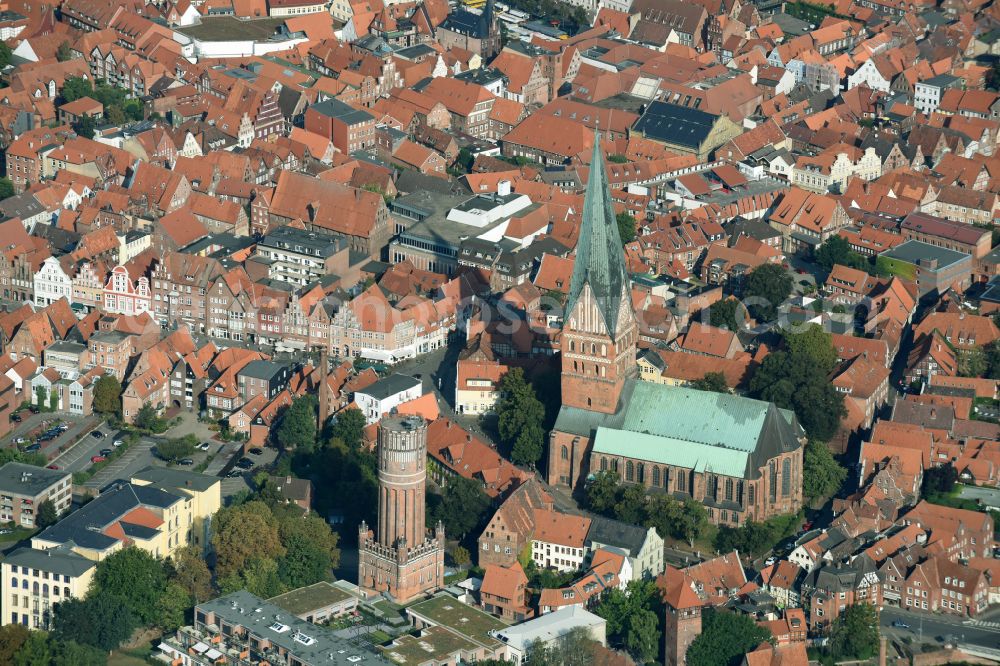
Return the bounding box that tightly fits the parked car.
[198,442,211,451]
[178,458,194,466]
[24,443,40,452]
[226,470,243,478]
[90,455,106,463]
[892,620,910,629]
[99,448,112,457]
[46,464,60,470]
[236,458,254,469]
[91,430,105,438]
[27,405,39,414]
[112,439,123,448]
[12,437,26,445]
[248,447,264,456]
[10,413,21,423]
[764,557,777,567]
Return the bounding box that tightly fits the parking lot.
[47,420,109,472]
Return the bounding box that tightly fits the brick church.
[546,138,806,528]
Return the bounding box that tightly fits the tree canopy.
[91,547,169,627]
[829,603,880,660]
[593,580,662,663]
[93,375,122,417]
[427,475,491,541]
[686,608,774,666]
[328,406,366,449]
[496,367,546,467]
[707,298,745,332]
[35,499,59,528]
[0,178,14,201]
[803,440,847,501]
[814,236,869,273]
[213,497,340,597]
[585,471,708,546]
[749,325,846,441]
[53,594,136,652]
[615,211,637,246]
[277,395,318,453]
[744,263,793,322]
[155,435,197,462]
[690,372,729,393]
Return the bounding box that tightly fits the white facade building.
[353,374,423,424]
[34,257,72,307]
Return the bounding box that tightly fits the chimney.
[286,475,292,484]
[930,408,937,419]
[497,179,511,196]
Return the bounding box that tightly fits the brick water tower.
[358,415,445,603]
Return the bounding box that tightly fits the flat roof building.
[0,463,72,529]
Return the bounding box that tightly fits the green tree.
[687,608,773,666]
[829,603,879,660]
[744,263,793,322]
[91,547,168,626]
[156,581,191,632]
[53,594,136,652]
[593,580,662,663]
[49,640,106,666]
[690,372,729,393]
[92,375,122,416]
[784,324,838,373]
[0,178,14,201]
[35,498,59,528]
[922,463,957,496]
[277,395,318,453]
[0,42,12,69]
[585,470,621,514]
[277,512,340,588]
[427,475,491,540]
[55,41,73,62]
[329,406,366,449]
[959,347,987,378]
[212,501,285,578]
[219,556,285,598]
[72,115,96,139]
[615,211,637,245]
[673,498,709,546]
[105,104,126,126]
[60,76,94,103]
[496,367,545,467]
[749,326,846,441]
[134,403,166,432]
[155,436,196,462]
[12,632,52,666]
[707,298,744,331]
[168,545,213,602]
[814,236,869,273]
[985,340,1000,378]
[0,624,30,664]
[803,440,847,501]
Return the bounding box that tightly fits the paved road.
[881,607,1000,650]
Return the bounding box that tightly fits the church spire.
[565,131,630,336]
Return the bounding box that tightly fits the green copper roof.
[564,135,630,336]
[556,380,803,480]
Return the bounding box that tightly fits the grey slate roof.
[585,515,649,556]
[4,545,96,578]
[35,482,181,552]
[0,462,68,497]
[564,135,630,337]
[357,373,421,400]
[633,101,720,150]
